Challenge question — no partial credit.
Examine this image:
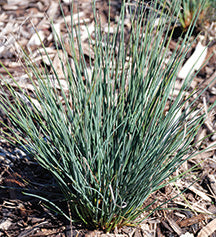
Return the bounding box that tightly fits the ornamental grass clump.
[179,0,215,29]
[0,0,214,232]
[162,0,216,30]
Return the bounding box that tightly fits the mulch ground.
[0,0,216,236]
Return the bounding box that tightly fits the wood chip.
[52,50,67,79]
[174,181,212,202]
[180,233,194,237]
[46,1,59,20]
[166,217,183,236]
[174,201,212,215]
[28,30,45,47]
[178,42,208,79]
[178,214,206,228]
[197,218,216,237]
[208,174,216,197]
[0,219,12,231]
